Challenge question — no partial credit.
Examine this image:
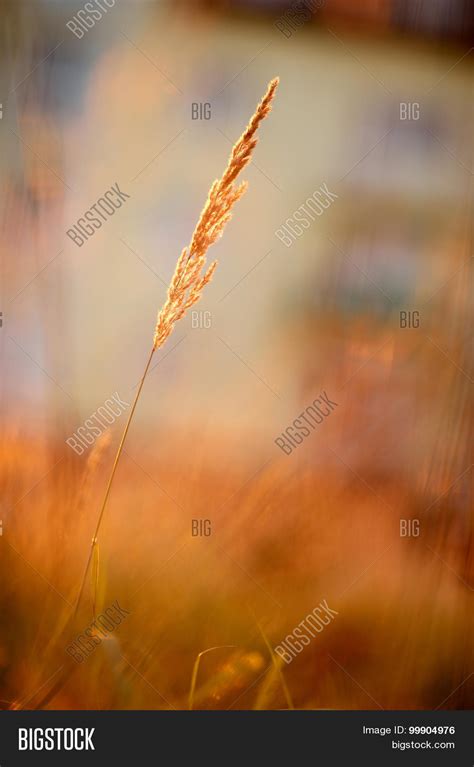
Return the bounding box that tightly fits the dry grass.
[71,77,279,628]
[0,428,472,710]
[153,77,279,351]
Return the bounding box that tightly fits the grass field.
[1,426,471,710]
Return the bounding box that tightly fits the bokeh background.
[0,0,472,710]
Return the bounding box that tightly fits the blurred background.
[0,0,472,710]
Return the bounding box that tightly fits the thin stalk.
[188,646,236,710]
[72,345,155,622]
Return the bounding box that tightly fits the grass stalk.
[71,77,278,623]
[72,347,155,621]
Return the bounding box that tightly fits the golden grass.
[72,77,279,625]
[153,77,279,351]
[2,431,471,710]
